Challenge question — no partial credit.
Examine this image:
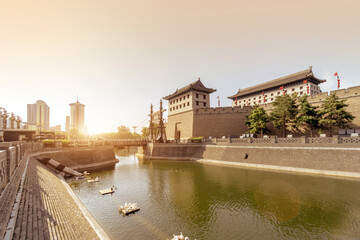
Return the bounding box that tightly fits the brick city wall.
[166,110,194,139]
[146,143,360,177]
[193,106,251,138]
[166,85,360,139]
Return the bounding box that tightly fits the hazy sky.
[1,0,359,134]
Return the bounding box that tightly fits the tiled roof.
[228,67,326,99]
[163,79,216,100]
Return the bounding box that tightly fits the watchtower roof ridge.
[228,67,326,99]
[163,78,216,100]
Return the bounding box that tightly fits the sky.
[1,0,359,134]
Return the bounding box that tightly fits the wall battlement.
[194,105,252,115]
[310,85,360,102]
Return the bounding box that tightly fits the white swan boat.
[169,232,194,240]
[87,177,99,183]
[119,202,140,215]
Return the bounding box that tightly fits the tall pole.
[158,100,167,143]
[159,100,163,140]
[149,104,154,141]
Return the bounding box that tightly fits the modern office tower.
[65,116,70,132]
[27,100,50,130]
[69,99,85,134]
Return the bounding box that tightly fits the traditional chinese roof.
[228,67,326,100]
[163,79,216,100]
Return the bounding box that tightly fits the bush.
[188,136,203,143]
[42,139,54,147]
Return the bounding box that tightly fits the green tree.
[117,125,134,139]
[246,105,269,137]
[318,93,355,136]
[141,127,148,139]
[296,95,319,137]
[270,94,298,138]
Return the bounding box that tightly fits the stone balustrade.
[0,141,42,194]
[196,136,360,146]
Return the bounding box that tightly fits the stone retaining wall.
[37,146,116,170]
[145,143,360,178]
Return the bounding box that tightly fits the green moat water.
[68,149,360,239]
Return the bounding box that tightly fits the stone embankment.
[0,142,112,240]
[139,137,360,179]
[37,146,118,172]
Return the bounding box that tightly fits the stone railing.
[231,138,251,143]
[199,136,360,146]
[277,137,303,144]
[251,138,274,144]
[340,137,360,144]
[307,137,337,144]
[0,141,43,193]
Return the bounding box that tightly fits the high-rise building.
[65,116,70,132]
[69,99,85,134]
[27,100,50,130]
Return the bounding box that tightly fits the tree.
[117,125,134,139]
[246,105,269,137]
[318,93,355,136]
[141,127,148,139]
[270,94,298,138]
[295,95,320,137]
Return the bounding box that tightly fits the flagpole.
[335,72,340,89]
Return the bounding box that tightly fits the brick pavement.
[7,157,101,240]
[0,154,27,238]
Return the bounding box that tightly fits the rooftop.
[228,67,326,99]
[163,78,216,100]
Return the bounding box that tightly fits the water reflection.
[68,150,360,240]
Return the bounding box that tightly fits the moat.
[68,149,360,240]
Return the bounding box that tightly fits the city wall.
[193,106,251,137]
[142,142,360,178]
[166,85,360,139]
[166,110,194,139]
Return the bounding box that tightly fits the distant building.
[69,99,85,134]
[65,116,70,132]
[163,78,216,140]
[49,125,61,132]
[228,67,326,107]
[27,100,50,130]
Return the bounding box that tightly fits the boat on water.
[169,232,194,240]
[119,202,140,215]
[99,188,115,195]
[87,177,99,183]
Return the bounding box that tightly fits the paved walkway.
[0,156,103,240]
[0,155,27,238]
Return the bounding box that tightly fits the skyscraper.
[27,100,50,130]
[65,116,70,132]
[69,98,85,134]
